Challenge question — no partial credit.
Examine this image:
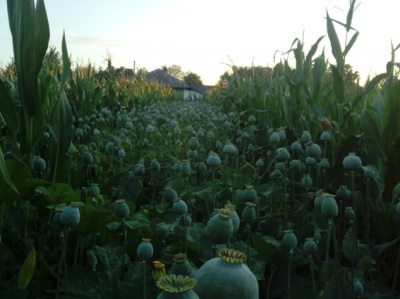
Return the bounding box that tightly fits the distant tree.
[345,64,360,85]
[217,71,231,88]
[184,72,202,87]
[161,64,185,80]
[136,67,148,80]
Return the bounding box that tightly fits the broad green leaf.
[0,160,48,205]
[251,233,281,260]
[60,30,70,91]
[7,0,49,156]
[331,65,345,104]
[346,0,357,32]
[0,147,19,195]
[326,12,344,76]
[360,108,387,161]
[75,205,117,237]
[343,31,359,57]
[0,79,18,139]
[371,236,400,258]
[42,183,80,204]
[305,35,325,67]
[48,91,72,154]
[124,213,150,230]
[312,52,326,100]
[48,91,73,183]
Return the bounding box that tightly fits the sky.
[0,0,399,85]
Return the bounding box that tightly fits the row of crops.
[1,1,400,298]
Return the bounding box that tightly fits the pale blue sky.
[0,0,399,85]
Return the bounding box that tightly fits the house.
[146,68,211,101]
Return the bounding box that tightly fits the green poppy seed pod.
[135,164,145,176]
[150,159,161,173]
[86,250,97,271]
[290,159,300,169]
[275,162,286,172]
[88,184,100,198]
[156,223,169,239]
[173,199,188,215]
[321,194,339,220]
[269,132,280,144]
[156,275,199,299]
[318,158,330,169]
[33,156,46,172]
[60,203,81,227]
[242,202,256,225]
[173,162,182,173]
[127,171,135,183]
[81,152,94,165]
[178,214,192,226]
[207,152,221,168]
[215,140,222,149]
[314,230,321,243]
[224,204,240,233]
[301,175,313,186]
[277,147,290,161]
[164,186,178,203]
[301,131,311,143]
[114,199,130,218]
[75,128,83,137]
[222,143,237,155]
[291,141,303,153]
[353,280,364,295]
[320,131,331,142]
[278,129,286,141]
[198,162,207,174]
[180,161,192,177]
[305,156,316,166]
[283,230,297,252]
[146,124,155,134]
[117,149,126,158]
[363,167,375,179]
[303,238,318,255]
[396,202,400,215]
[194,249,258,299]
[205,209,233,245]
[248,115,256,123]
[343,153,362,171]
[51,204,65,231]
[314,189,324,211]
[169,253,196,277]
[241,185,258,203]
[345,207,355,222]
[306,142,321,158]
[207,130,215,139]
[336,185,351,202]
[247,143,255,152]
[137,238,154,260]
[68,143,78,155]
[188,137,200,150]
[256,158,264,168]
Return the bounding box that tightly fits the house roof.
[146,69,189,89]
[192,84,215,95]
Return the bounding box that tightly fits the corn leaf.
[60,30,71,91]
[0,79,18,139]
[326,12,345,76]
[0,147,19,195]
[346,0,357,32]
[7,0,50,156]
[331,65,344,104]
[343,31,359,57]
[312,52,326,100]
[360,108,387,162]
[17,247,36,289]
